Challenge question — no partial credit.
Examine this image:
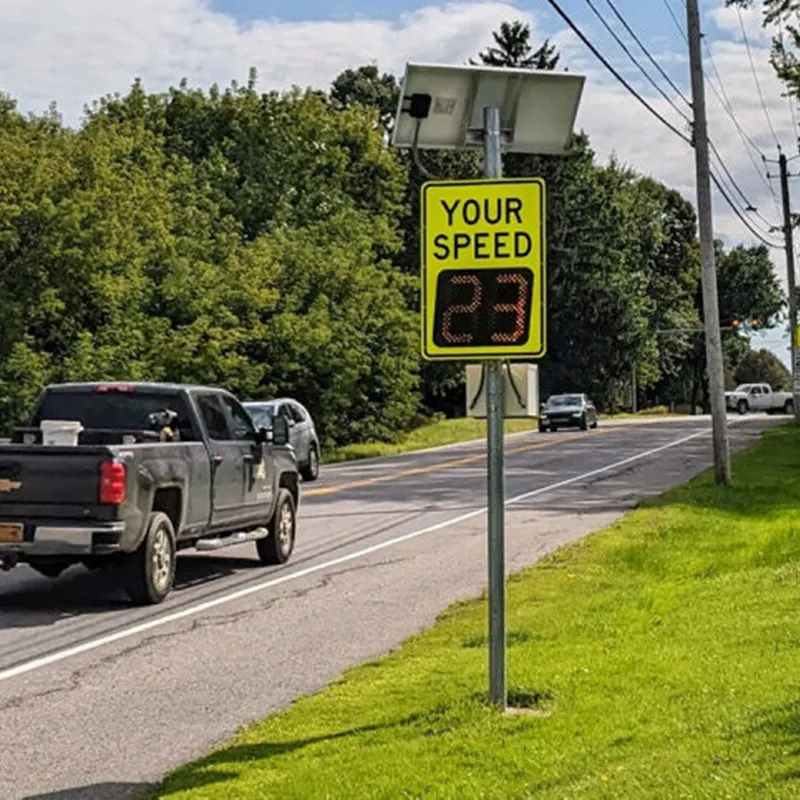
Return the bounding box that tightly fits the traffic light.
[731,315,742,329]
[751,317,761,329]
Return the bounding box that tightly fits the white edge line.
[0,427,713,683]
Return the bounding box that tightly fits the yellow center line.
[304,427,610,498]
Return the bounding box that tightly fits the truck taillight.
[99,461,127,504]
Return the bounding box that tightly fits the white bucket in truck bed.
[40,420,83,446]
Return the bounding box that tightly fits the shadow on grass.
[746,700,800,786]
[153,714,426,797]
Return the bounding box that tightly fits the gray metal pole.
[778,152,800,423]
[687,0,731,485]
[484,106,506,709]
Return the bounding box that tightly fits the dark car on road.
[538,393,598,433]
[0,382,300,605]
[243,399,320,482]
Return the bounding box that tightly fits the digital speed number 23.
[432,267,534,348]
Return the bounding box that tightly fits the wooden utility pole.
[687,0,731,484]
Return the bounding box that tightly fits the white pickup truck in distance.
[724,383,794,415]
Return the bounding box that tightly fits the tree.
[475,21,560,70]
[716,242,784,326]
[734,348,792,389]
[681,241,783,411]
[0,77,421,444]
[330,66,399,136]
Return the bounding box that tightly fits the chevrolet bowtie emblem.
[0,479,21,493]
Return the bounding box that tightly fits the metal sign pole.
[484,106,507,709]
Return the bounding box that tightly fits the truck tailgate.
[0,445,113,515]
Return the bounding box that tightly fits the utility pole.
[778,152,800,422]
[687,0,731,485]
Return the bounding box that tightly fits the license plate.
[0,523,23,544]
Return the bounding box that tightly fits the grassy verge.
[324,416,540,463]
[155,425,800,800]
[325,407,676,463]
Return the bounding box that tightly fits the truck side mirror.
[272,415,290,446]
[254,426,269,446]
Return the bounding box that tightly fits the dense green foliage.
[0,81,417,444]
[0,20,787,442]
[734,347,792,388]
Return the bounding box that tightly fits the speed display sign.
[420,178,546,361]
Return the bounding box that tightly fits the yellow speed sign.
[421,178,546,361]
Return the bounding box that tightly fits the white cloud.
[0,0,795,365]
[0,0,533,121]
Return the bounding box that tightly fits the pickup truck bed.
[0,382,300,604]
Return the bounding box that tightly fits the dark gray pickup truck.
[0,382,300,605]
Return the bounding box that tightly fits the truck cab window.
[218,395,256,441]
[197,395,231,441]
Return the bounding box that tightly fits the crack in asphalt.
[0,556,407,714]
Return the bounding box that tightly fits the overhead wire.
[542,0,783,247]
[583,0,692,126]
[661,0,780,210]
[736,2,782,149]
[543,0,692,145]
[601,0,692,110]
[583,0,780,241]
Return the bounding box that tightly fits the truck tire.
[123,512,176,605]
[785,399,794,415]
[737,399,748,415]
[257,488,296,565]
[301,446,320,482]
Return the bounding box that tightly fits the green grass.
[154,425,800,800]
[325,407,676,463]
[601,404,672,420]
[324,416,540,463]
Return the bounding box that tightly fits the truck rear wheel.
[124,512,176,605]
[257,488,296,565]
[737,399,748,415]
[785,399,794,415]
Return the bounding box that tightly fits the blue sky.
[214,0,670,36]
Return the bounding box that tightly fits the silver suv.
[244,398,320,481]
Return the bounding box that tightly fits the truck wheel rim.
[151,527,172,592]
[279,503,294,553]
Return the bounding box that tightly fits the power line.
[541,0,783,249]
[583,0,692,124]
[708,139,777,232]
[661,0,779,209]
[737,3,781,149]
[710,171,782,248]
[602,0,692,109]
[542,0,692,145]
[588,0,779,236]
[661,0,685,39]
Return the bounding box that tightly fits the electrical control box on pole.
[391,62,585,709]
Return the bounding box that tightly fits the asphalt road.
[0,415,780,799]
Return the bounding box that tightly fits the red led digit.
[490,272,528,343]
[441,274,482,343]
